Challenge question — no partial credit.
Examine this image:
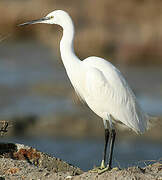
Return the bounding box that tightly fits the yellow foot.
[89,166,111,174]
[112,167,119,171]
[98,166,119,174]
[98,166,119,175]
[89,160,111,174]
[98,166,110,174]
[89,160,119,174]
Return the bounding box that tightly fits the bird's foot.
[89,160,111,174]
[98,166,119,174]
[89,160,119,174]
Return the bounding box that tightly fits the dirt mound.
[0,143,161,180]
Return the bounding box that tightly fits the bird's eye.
[50,16,54,19]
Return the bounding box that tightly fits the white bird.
[19,10,150,173]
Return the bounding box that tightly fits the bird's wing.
[83,57,147,133]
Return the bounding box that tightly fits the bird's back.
[80,56,149,134]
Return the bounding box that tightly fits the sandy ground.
[0,143,161,180]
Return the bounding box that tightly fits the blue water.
[0,42,162,119]
[1,137,161,171]
[0,42,162,171]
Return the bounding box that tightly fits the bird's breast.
[66,67,87,101]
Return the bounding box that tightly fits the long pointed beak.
[18,17,50,27]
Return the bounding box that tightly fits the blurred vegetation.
[0,0,162,65]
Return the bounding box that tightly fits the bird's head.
[18,10,71,27]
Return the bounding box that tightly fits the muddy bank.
[0,143,161,180]
[0,143,82,180]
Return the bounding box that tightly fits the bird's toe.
[89,162,111,174]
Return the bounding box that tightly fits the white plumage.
[19,10,150,172]
[82,57,148,133]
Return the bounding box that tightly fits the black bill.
[18,17,50,27]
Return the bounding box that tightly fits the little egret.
[19,10,150,173]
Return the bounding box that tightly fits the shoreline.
[0,143,161,180]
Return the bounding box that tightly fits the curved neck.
[60,16,80,71]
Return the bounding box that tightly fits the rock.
[0,143,161,180]
[0,143,83,179]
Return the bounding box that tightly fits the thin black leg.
[103,128,109,164]
[108,129,116,169]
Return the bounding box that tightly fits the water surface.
[0,41,161,118]
[0,137,161,171]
